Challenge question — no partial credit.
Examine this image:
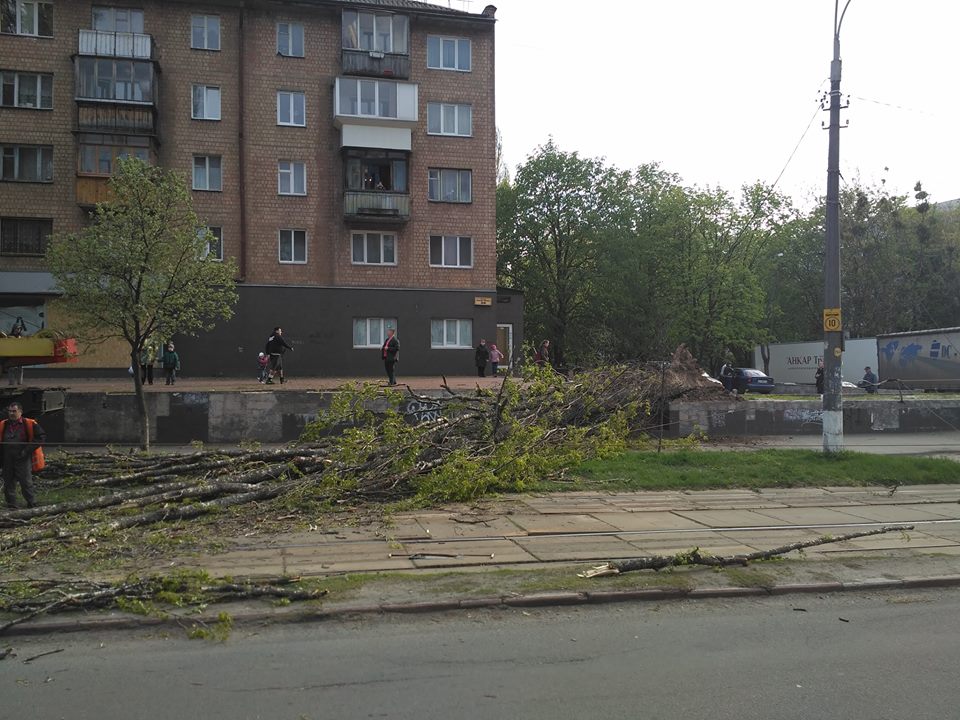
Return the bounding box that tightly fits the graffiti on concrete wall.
[783,407,823,425]
[403,399,443,423]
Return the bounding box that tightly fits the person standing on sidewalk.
[475,339,490,377]
[264,327,293,385]
[140,337,159,386]
[488,343,503,376]
[0,402,46,509]
[161,342,181,385]
[382,327,399,386]
[814,359,825,395]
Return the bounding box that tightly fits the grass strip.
[564,449,960,491]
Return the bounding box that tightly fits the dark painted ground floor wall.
[167,285,525,378]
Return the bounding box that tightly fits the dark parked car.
[722,368,775,394]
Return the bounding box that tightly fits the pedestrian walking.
[0,402,46,509]
[139,337,158,385]
[489,343,503,376]
[382,327,399,386]
[475,339,490,377]
[814,359,825,395]
[161,342,180,385]
[257,352,270,384]
[264,326,293,384]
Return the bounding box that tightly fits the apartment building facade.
[0,0,522,377]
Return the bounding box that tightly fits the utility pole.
[822,0,851,453]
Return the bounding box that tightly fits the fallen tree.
[1,348,726,556]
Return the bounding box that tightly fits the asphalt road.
[5,590,959,720]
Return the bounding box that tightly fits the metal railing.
[78,29,152,59]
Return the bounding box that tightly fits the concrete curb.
[5,574,960,638]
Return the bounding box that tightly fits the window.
[191,85,220,120]
[278,161,306,195]
[1,0,53,37]
[431,319,472,348]
[427,35,470,71]
[337,78,396,119]
[353,317,397,348]
[276,22,303,57]
[341,10,407,54]
[192,155,222,191]
[78,144,149,176]
[1,145,53,182]
[351,232,396,265]
[0,217,51,256]
[345,151,407,192]
[76,58,153,102]
[0,71,52,109]
[427,102,471,137]
[428,169,471,203]
[199,226,223,261]
[278,229,306,263]
[92,6,144,33]
[429,235,472,268]
[191,14,220,50]
[277,90,305,126]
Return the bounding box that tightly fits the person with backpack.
[0,401,46,509]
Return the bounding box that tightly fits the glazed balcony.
[78,29,152,59]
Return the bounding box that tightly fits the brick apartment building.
[0,0,522,377]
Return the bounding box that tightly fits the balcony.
[344,191,410,223]
[334,77,417,127]
[78,29,152,59]
[76,103,156,134]
[341,48,410,79]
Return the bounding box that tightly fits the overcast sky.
[455,0,960,205]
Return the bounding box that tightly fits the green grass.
[567,449,960,491]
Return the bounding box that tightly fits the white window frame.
[192,155,222,191]
[1,0,53,37]
[341,10,408,54]
[191,84,221,121]
[276,21,304,57]
[431,319,472,349]
[336,78,398,120]
[428,169,472,203]
[191,15,220,51]
[199,226,223,261]
[0,144,53,183]
[353,317,397,349]
[429,235,472,268]
[278,228,307,264]
[92,6,144,33]
[0,71,53,109]
[277,90,306,126]
[426,102,472,137]
[351,231,397,266]
[277,160,306,195]
[426,35,471,71]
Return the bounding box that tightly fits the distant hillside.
[936,198,960,210]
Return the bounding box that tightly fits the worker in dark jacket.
[264,326,293,384]
[381,327,399,386]
[1,402,46,509]
[475,339,490,377]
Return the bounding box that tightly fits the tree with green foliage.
[497,140,631,368]
[47,158,238,450]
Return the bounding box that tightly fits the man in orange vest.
[1,402,46,509]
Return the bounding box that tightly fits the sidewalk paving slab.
[749,507,885,526]
[672,508,796,528]
[581,511,706,532]
[835,503,960,522]
[514,535,640,561]
[505,513,620,535]
[404,516,528,539]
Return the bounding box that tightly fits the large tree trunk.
[131,348,150,451]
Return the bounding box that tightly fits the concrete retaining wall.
[672,399,960,437]
[43,390,446,445]
[38,391,960,445]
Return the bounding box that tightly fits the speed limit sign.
[823,308,842,332]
